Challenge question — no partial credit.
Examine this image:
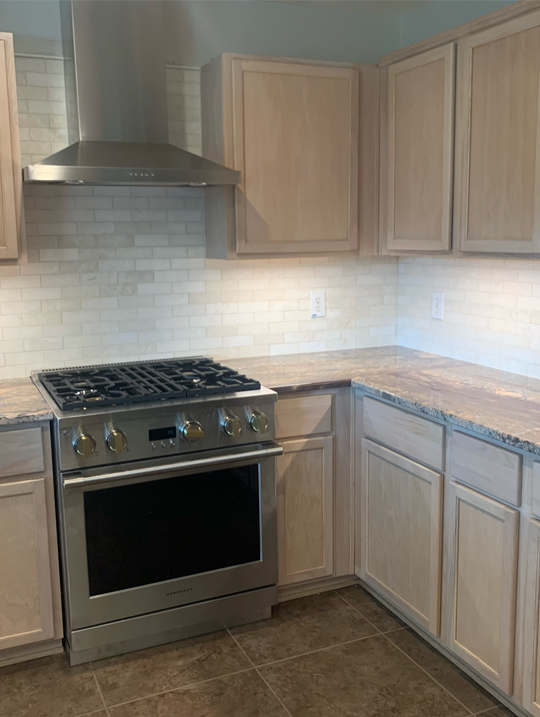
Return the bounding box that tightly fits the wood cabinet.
[359,438,443,635]
[454,11,540,254]
[446,481,519,694]
[276,436,334,585]
[380,44,455,253]
[0,32,22,260]
[0,423,62,664]
[275,389,353,594]
[202,54,371,258]
[522,517,540,715]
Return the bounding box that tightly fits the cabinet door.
[359,439,443,635]
[230,59,359,254]
[0,33,21,260]
[383,44,455,253]
[0,479,55,650]
[276,436,333,585]
[455,12,540,253]
[447,482,518,694]
[523,519,540,716]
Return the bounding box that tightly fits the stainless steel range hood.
[23,1,240,187]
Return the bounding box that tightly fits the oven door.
[60,443,281,630]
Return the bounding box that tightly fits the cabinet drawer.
[0,427,45,479]
[452,432,521,507]
[532,463,540,519]
[362,397,445,471]
[276,394,333,439]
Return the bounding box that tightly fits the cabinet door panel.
[455,12,540,253]
[231,59,358,254]
[385,44,455,252]
[360,439,443,635]
[447,482,518,694]
[0,479,54,649]
[0,33,20,260]
[277,436,333,585]
[523,518,540,715]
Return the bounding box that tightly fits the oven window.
[84,465,261,596]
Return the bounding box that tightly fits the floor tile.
[229,591,378,665]
[477,709,514,716]
[108,670,288,716]
[261,634,468,717]
[0,654,104,717]
[92,630,250,707]
[387,628,499,713]
[336,585,404,632]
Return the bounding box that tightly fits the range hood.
[23,1,240,187]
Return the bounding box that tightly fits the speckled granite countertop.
[0,378,53,426]
[227,346,540,456]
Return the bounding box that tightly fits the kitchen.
[1,0,540,715]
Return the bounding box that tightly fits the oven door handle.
[62,443,284,489]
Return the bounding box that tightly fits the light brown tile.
[229,591,378,665]
[336,585,404,632]
[109,670,287,716]
[0,654,104,717]
[261,634,468,717]
[92,630,250,707]
[387,628,498,714]
[477,709,513,716]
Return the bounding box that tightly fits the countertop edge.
[0,411,54,426]
[351,379,540,458]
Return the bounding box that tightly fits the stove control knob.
[74,433,96,458]
[180,420,205,443]
[222,414,242,438]
[249,411,268,434]
[106,429,128,454]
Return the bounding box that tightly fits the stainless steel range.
[32,357,280,665]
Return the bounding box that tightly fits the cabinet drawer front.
[452,432,521,507]
[276,394,333,439]
[533,463,540,520]
[363,397,444,470]
[0,427,45,479]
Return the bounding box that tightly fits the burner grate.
[37,357,260,411]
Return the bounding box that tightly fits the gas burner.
[35,357,261,411]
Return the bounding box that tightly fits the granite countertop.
[0,378,53,426]
[227,346,540,456]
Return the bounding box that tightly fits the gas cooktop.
[35,357,261,411]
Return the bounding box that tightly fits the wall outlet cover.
[432,292,444,320]
[310,290,326,318]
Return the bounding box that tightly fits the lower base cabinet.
[0,478,55,650]
[446,482,519,695]
[359,439,443,636]
[522,519,540,715]
[276,436,334,585]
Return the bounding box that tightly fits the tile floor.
[0,586,513,717]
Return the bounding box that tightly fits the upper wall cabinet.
[380,44,455,254]
[0,32,22,260]
[201,54,375,258]
[455,12,540,254]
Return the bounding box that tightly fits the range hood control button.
[106,429,128,454]
[222,415,242,438]
[180,420,205,443]
[74,433,96,458]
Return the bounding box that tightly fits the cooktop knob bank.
[32,357,281,665]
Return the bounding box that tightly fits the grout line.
[227,629,295,717]
[94,666,255,710]
[91,672,112,717]
[382,633,475,716]
[333,587,393,634]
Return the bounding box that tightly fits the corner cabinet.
[380,44,455,254]
[0,32,22,260]
[0,423,62,664]
[275,389,354,596]
[454,11,540,254]
[201,54,376,258]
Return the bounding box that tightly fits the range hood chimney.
[23,0,240,186]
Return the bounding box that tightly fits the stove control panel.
[57,391,277,472]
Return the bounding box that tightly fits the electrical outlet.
[432,292,444,320]
[310,290,326,318]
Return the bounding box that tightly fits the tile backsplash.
[0,55,397,379]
